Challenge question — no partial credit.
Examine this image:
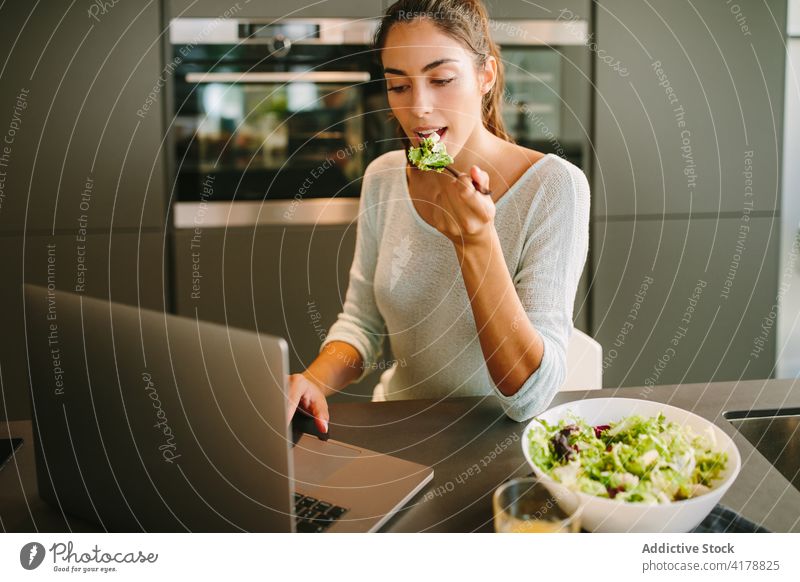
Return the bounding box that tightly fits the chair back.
[561,328,603,391]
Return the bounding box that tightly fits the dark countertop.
[2,378,799,532]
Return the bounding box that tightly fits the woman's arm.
[424,164,547,395]
[428,162,589,419]
[454,228,544,397]
[301,340,364,397]
[287,159,386,430]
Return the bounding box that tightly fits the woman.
[287,0,590,434]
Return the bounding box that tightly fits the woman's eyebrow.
[383,58,459,76]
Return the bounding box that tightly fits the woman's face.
[381,18,495,159]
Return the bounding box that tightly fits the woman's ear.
[480,55,498,95]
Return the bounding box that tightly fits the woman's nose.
[408,82,433,117]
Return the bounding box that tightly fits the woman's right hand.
[286,372,329,435]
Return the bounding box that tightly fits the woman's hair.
[373,0,514,150]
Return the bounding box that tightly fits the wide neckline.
[401,152,554,236]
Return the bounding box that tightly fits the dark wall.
[0,1,170,421]
[590,0,787,387]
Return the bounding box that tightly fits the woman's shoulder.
[505,146,590,237]
[516,145,587,188]
[505,145,589,206]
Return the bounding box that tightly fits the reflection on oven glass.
[176,79,368,201]
[502,49,561,142]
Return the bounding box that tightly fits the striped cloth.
[691,504,771,533]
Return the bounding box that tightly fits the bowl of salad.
[521,397,741,532]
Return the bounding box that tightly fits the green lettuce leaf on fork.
[407,131,454,172]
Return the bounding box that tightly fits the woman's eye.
[387,78,455,93]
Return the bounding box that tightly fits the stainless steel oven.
[169,18,391,205]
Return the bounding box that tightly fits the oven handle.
[173,199,360,228]
[185,71,371,84]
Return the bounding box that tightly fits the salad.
[527,413,728,504]
[407,131,454,172]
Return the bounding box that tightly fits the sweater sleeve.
[491,163,591,421]
[318,164,386,383]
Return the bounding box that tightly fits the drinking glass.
[493,476,582,533]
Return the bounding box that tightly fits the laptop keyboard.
[294,492,349,533]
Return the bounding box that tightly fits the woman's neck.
[449,125,506,174]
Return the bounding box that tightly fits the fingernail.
[323,420,329,433]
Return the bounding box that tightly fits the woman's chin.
[443,143,461,160]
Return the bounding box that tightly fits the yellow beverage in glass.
[493,477,582,533]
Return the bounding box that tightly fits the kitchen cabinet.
[0,0,167,234]
[172,223,390,401]
[591,216,778,388]
[593,0,787,217]
[170,0,384,18]
[0,231,167,421]
[574,261,590,334]
[591,0,787,387]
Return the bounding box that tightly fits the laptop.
[23,284,433,532]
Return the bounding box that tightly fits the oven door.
[174,70,374,202]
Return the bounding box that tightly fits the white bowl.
[521,397,741,533]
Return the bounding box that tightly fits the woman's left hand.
[427,165,495,247]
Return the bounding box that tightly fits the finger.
[452,169,482,197]
[309,394,330,435]
[453,174,486,207]
[470,165,490,194]
[286,383,302,425]
[456,174,477,198]
[457,173,473,191]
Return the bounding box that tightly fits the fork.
[441,165,493,197]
